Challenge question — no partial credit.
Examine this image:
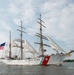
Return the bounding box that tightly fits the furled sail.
[46,36,65,52]
[23,40,39,55]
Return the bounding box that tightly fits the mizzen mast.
[9,31,11,59]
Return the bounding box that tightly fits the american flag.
[0,42,5,50]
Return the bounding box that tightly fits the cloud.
[40,0,74,44]
[13,18,22,26]
[9,0,36,26]
[0,20,12,31]
[0,31,9,43]
[8,3,19,17]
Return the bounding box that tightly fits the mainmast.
[17,21,26,59]
[9,31,11,59]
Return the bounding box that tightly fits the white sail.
[23,40,39,55]
[11,40,19,47]
[47,36,65,52]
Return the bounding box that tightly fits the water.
[0,62,74,75]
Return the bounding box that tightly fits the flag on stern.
[0,42,6,50]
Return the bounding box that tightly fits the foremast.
[35,15,48,57]
[39,15,45,56]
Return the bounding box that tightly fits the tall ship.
[2,15,74,65]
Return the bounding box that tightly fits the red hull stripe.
[42,56,50,65]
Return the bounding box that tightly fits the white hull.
[48,53,65,65]
[2,58,42,65]
[2,53,65,65]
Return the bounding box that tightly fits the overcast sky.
[0,0,74,59]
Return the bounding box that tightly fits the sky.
[0,0,74,59]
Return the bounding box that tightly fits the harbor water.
[0,62,74,75]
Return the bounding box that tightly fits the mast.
[17,21,26,60]
[36,14,46,56]
[21,21,23,59]
[9,31,11,59]
[40,15,44,56]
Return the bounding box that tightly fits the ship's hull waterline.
[2,53,65,66]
